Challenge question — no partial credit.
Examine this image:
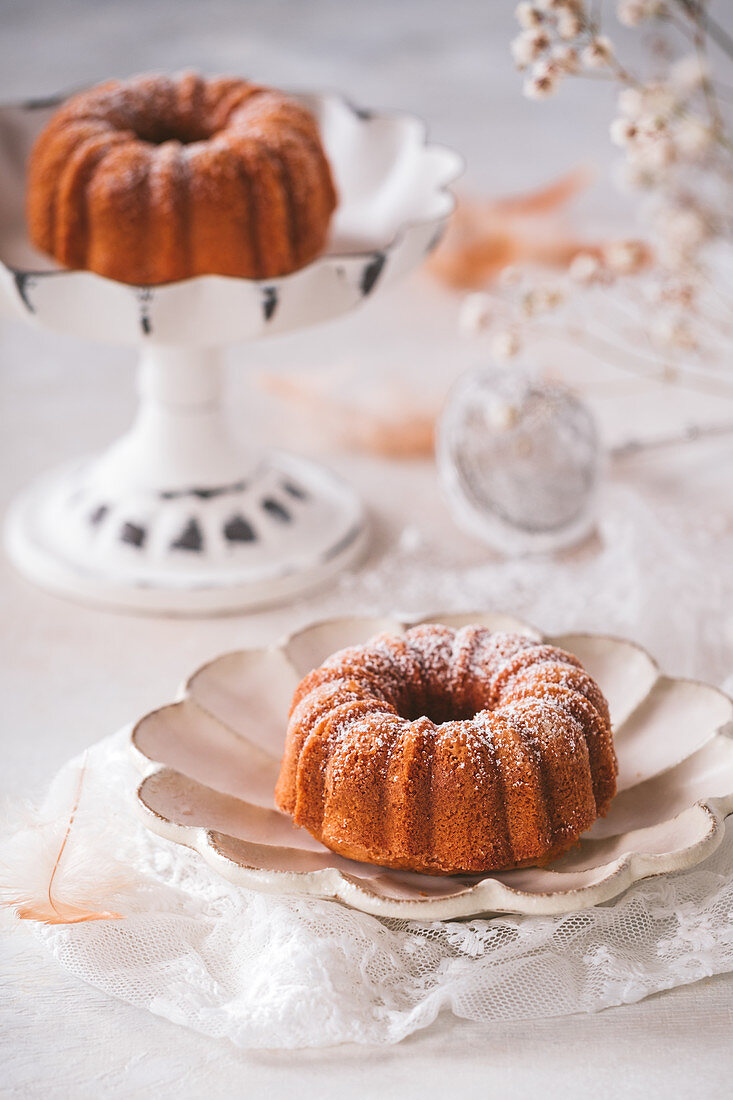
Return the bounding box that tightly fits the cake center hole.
[400,692,486,726]
[136,120,213,146]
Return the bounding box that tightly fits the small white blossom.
[499,265,523,287]
[553,44,580,73]
[654,279,697,308]
[458,293,493,337]
[617,86,645,118]
[569,251,603,283]
[522,285,565,315]
[557,10,583,39]
[637,113,669,138]
[628,134,676,173]
[617,0,644,25]
[524,61,559,99]
[491,330,522,360]
[627,148,673,179]
[658,206,709,251]
[544,286,565,308]
[582,35,614,68]
[640,82,678,117]
[610,116,638,146]
[617,0,664,27]
[670,53,708,93]
[618,85,677,131]
[515,2,544,29]
[537,0,584,11]
[652,316,698,351]
[603,239,648,274]
[486,398,520,431]
[520,290,539,317]
[511,28,552,69]
[674,116,713,157]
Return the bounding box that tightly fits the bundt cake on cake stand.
[0,86,460,613]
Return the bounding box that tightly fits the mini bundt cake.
[275,625,617,875]
[27,71,338,285]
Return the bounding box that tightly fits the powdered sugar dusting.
[287,626,612,790]
[278,624,617,872]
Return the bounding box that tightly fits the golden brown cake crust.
[26,71,338,285]
[275,625,618,875]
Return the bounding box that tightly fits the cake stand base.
[5,345,368,614]
[5,451,367,615]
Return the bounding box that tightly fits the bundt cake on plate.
[275,624,617,874]
[26,71,338,285]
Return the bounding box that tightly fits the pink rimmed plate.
[130,613,733,918]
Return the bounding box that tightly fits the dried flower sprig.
[459,245,733,398]
[477,0,733,396]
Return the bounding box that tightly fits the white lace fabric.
[10,730,731,1049]
[6,482,733,1049]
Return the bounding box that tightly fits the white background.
[2,1,733,1096]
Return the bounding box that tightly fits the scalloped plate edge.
[133,771,733,918]
[129,612,733,918]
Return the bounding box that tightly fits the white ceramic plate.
[0,91,461,345]
[130,613,733,918]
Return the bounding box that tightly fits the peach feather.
[428,167,599,289]
[0,760,124,925]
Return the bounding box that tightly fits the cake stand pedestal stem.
[4,343,367,613]
[90,345,251,495]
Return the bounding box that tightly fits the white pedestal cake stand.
[0,91,461,613]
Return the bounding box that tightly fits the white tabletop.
[2,2,733,1096]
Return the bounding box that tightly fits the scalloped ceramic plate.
[130,613,733,918]
[0,91,461,345]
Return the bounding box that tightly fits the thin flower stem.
[674,0,733,64]
[664,10,703,44]
[689,6,728,139]
[567,70,618,81]
[578,4,640,86]
[594,277,733,346]
[611,419,733,458]
[527,322,733,399]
